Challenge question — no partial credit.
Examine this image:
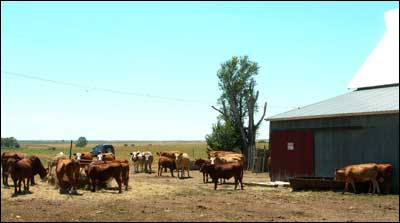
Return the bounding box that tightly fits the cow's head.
[210,157,216,165]
[75,153,82,160]
[144,153,151,161]
[97,154,103,161]
[130,151,140,161]
[174,153,183,161]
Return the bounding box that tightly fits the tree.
[205,117,242,152]
[1,137,20,148]
[211,55,267,169]
[75,136,88,147]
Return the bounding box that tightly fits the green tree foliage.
[1,137,20,148]
[205,117,241,152]
[75,136,88,147]
[211,55,267,169]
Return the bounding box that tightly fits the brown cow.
[73,152,94,161]
[156,151,180,172]
[195,158,211,183]
[340,163,380,194]
[2,152,27,186]
[206,161,244,190]
[97,153,115,161]
[56,159,81,194]
[156,151,181,159]
[157,156,176,177]
[2,152,46,186]
[7,158,33,194]
[87,161,123,193]
[106,160,129,191]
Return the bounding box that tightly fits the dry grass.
[1,141,398,222]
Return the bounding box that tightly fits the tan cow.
[56,159,81,194]
[174,153,190,179]
[339,163,380,194]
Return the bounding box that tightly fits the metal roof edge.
[265,110,399,122]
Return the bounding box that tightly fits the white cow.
[130,151,144,173]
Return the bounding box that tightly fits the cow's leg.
[350,180,357,194]
[115,176,122,193]
[91,177,96,192]
[13,179,18,194]
[187,168,190,178]
[26,178,30,192]
[240,175,244,190]
[18,179,22,193]
[125,175,129,191]
[372,179,380,194]
[368,181,373,193]
[214,179,218,190]
[2,171,8,186]
[170,168,174,177]
[203,172,206,183]
[234,176,238,190]
[157,164,161,176]
[343,182,349,194]
[30,175,36,186]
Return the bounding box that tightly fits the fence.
[252,147,270,173]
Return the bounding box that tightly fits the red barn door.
[270,130,314,181]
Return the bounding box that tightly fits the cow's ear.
[73,153,76,156]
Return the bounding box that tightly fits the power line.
[1,70,214,105]
[1,70,298,109]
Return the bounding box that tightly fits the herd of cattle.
[0,149,246,195]
[0,150,393,195]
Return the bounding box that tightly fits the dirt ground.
[1,167,399,222]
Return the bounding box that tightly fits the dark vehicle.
[90,144,115,156]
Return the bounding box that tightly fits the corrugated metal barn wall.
[270,113,399,193]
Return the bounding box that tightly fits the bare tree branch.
[255,102,267,128]
[212,106,225,116]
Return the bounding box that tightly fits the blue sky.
[1,1,398,140]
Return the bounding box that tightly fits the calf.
[207,161,244,190]
[195,158,210,183]
[157,156,176,177]
[142,151,153,174]
[56,159,81,194]
[87,161,123,193]
[7,158,34,194]
[174,153,190,179]
[130,151,144,173]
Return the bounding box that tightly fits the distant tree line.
[1,137,20,148]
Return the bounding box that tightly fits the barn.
[265,8,399,193]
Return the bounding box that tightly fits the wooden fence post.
[69,140,72,159]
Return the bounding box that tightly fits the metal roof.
[266,85,399,121]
